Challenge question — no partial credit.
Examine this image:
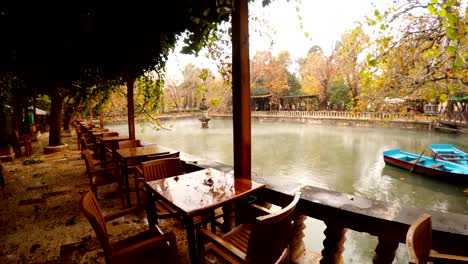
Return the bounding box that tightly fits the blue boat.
[429,144,468,166]
[383,148,468,183]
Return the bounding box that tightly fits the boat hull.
[383,149,468,183]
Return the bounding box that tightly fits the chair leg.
[92,186,99,200]
[134,174,141,208]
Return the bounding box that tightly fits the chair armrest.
[104,206,140,222]
[94,159,115,167]
[238,203,273,222]
[109,232,178,262]
[250,204,273,215]
[430,251,468,263]
[135,166,143,177]
[91,167,117,177]
[196,227,246,262]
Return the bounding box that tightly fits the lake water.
[109,118,468,263]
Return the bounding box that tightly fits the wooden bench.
[440,153,462,157]
[430,163,444,169]
[408,159,424,164]
[446,158,468,161]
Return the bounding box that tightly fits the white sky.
[166,0,389,81]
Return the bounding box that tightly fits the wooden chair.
[81,136,98,158]
[0,161,4,188]
[79,191,179,264]
[12,131,32,157]
[139,157,183,219]
[196,192,301,264]
[406,214,468,264]
[82,150,123,206]
[116,139,144,207]
[118,139,142,149]
[74,123,82,150]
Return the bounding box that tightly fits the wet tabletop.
[99,136,130,142]
[92,131,119,139]
[88,128,108,132]
[115,145,170,159]
[146,168,266,217]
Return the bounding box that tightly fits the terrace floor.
[0,132,193,264]
[0,131,321,264]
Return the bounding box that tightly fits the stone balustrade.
[259,179,468,264]
[249,110,433,121]
[188,159,468,263]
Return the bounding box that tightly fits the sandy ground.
[0,132,190,264]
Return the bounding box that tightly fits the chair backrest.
[141,158,183,182]
[82,149,96,173]
[80,137,89,152]
[406,214,432,264]
[79,191,113,255]
[118,139,142,149]
[247,192,301,264]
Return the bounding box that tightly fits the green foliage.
[135,75,164,113]
[328,79,352,109]
[36,95,51,111]
[362,0,468,110]
[251,87,270,96]
[287,73,302,96]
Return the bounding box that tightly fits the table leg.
[100,141,105,161]
[124,159,131,207]
[186,217,199,264]
[145,187,158,230]
[210,210,216,234]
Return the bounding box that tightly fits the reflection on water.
[110,118,468,262]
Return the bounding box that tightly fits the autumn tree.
[363,0,468,108]
[250,50,291,103]
[299,45,336,109]
[334,26,370,107]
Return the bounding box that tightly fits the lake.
[109,117,468,263]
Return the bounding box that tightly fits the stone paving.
[0,132,190,264]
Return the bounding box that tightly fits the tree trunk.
[0,110,8,146]
[62,113,72,131]
[62,102,74,131]
[49,86,64,146]
[12,101,21,138]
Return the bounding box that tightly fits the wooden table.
[144,168,266,264]
[115,145,170,207]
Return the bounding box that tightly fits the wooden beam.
[232,0,251,179]
[126,75,136,139]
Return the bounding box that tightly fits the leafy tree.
[299,45,336,109]
[364,0,468,108]
[250,50,291,103]
[0,0,236,145]
[287,72,302,96]
[334,26,370,107]
[328,78,352,110]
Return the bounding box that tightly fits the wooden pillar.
[99,114,104,128]
[126,75,135,139]
[232,0,251,179]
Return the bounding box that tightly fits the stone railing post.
[290,214,307,262]
[320,220,347,264]
[372,236,399,264]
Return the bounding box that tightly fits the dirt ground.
[0,132,190,264]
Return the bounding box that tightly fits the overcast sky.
[166,0,389,81]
